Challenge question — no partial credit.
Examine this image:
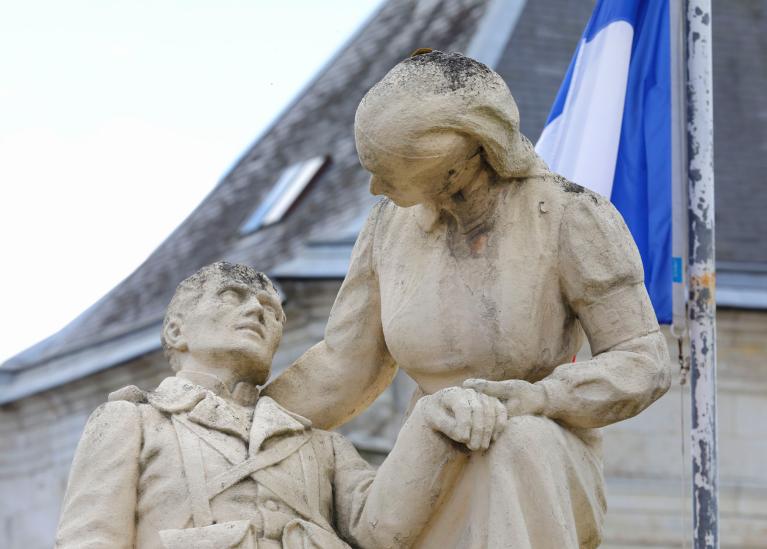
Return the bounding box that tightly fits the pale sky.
[0,0,384,364]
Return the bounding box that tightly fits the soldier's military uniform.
[56,372,464,548]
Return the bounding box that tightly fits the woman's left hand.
[463,378,547,418]
[419,387,508,451]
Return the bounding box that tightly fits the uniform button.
[264,499,279,511]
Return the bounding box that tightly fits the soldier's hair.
[161,262,284,371]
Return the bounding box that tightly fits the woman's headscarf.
[354,50,541,179]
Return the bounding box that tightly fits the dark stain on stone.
[558,178,585,194]
[216,261,272,291]
[554,174,600,204]
[555,174,585,194]
[404,50,492,92]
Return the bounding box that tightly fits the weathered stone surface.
[55,263,508,548]
[266,52,672,548]
[4,0,766,544]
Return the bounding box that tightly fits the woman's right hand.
[463,378,547,418]
[418,387,508,451]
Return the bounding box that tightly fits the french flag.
[536,0,673,324]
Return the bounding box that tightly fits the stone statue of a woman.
[265,51,672,548]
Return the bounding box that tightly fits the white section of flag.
[535,21,634,198]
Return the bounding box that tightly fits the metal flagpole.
[685,1,718,547]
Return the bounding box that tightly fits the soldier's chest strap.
[172,415,215,528]
[171,414,325,530]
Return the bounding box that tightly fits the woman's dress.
[317,173,670,548]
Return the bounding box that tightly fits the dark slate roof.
[4,0,767,386]
[493,0,594,140]
[3,0,492,373]
[711,0,767,265]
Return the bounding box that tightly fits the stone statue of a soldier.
[55,262,507,548]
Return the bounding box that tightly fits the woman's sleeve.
[264,201,397,429]
[331,401,466,549]
[535,193,672,429]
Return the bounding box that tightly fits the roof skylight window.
[240,156,327,235]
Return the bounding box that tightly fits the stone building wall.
[0,352,168,549]
[1,281,765,548]
[601,310,767,548]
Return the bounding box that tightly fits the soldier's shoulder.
[105,384,167,418]
[98,383,174,429]
[83,395,144,432]
[107,384,148,404]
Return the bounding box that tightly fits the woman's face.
[357,131,480,208]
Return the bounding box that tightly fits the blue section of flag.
[541,0,673,323]
[583,1,641,42]
[608,0,672,324]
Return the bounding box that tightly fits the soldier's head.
[161,262,286,385]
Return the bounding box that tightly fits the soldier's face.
[181,276,284,384]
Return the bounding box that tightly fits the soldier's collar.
[147,374,260,414]
[147,376,311,448]
[177,370,259,407]
[148,376,208,414]
[249,396,312,454]
[149,375,254,441]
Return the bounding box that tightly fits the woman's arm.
[543,191,672,428]
[331,387,506,548]
[264,202,396,429]
[468,191,672,428]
